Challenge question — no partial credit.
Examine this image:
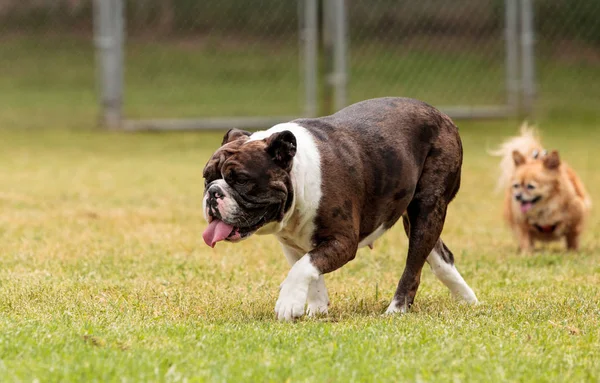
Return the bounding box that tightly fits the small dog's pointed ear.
[266,130,297,171]
[543,150,561,170]
[512,150,526,166]
[222,129,252,145]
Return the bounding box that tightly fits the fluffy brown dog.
[492,124,591,252]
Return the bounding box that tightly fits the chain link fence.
[117,0,315,130]
[534,0,600,120]
[1,0,599,130]
[343,0,519,119]
[0,1,95,130]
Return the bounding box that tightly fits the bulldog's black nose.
[208,185,225,200]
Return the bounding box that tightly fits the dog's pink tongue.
[520,202,533,213]
[202,220,234,248]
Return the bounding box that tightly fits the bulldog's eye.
[235,178,249,186]
[204,179,208,188]
[526,183,536,190]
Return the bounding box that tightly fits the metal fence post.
[301,0,318,117]
[93,0,125,129]
[505,0,519,113]
[331,0,347,111]
[520,0,535,116]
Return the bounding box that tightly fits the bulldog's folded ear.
[266,130,297,171]
[222,129,252,145]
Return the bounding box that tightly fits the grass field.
[0,35,599,381]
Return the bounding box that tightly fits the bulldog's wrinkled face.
[202,129,297,247]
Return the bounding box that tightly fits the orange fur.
[492,124,591,252]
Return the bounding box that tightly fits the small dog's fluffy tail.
[490,122,544,190]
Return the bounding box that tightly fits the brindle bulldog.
[202,97,478,321]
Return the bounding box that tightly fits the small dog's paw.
[275,282,308,321]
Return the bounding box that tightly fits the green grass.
[0,35,599,381]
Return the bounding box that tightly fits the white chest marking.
[248,123,322,252]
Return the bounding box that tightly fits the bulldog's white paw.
[307,301,329,317]
[384,299,408,315]
[275,282,309,321]
[274,255,320,322]
[306,275,329,317]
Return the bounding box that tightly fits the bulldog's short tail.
[490,122,544,190]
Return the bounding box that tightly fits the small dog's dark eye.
[526,184,536,190]
[512,183,520,189]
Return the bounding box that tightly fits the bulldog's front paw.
[306,275,329,317]
[306,300,329,317]
[274,255,320,321]
[275,281,309,321]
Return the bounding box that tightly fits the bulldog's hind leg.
[386,200,448,314]
[426,239,477,303]
[401,215,477,304]
[386,137,476,314]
